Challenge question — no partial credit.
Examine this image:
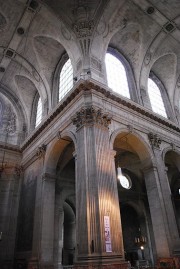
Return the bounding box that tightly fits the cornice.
[20,79,180,152]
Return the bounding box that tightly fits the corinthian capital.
[72,106,111,130]
[36,144,46,158]
[148,132,162,149]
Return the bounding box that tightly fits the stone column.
[0,165,23,269]
[145,133,180,258]
[39,173,56,269]
[72,106,127,269]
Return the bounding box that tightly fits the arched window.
[59,59,73,102]
[105,52,130,99]
[35,97,42,127]
[148,77,167,118]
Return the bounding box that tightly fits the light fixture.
[135,229,147,260]
[117,166,123,180]
[135,235,146,246]
[116,133,132,189]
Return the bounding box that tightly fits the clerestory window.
[35,96,42,127]
[105,52,130,99]
[148,77,167,118]
[59,58,73,102]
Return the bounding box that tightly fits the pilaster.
[146,132,180,257]
[54,204,64,269]
[39,173,56,269]
[143,165,170,257]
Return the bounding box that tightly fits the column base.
[75,254,129,269]
[74,263,129,269]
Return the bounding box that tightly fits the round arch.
[162,146,180,162]
[163,147,180,173]
[105,47,140,103]
[44,131,76,175]
[52,52,74,107]
[110,128,154,168]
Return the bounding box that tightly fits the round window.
[119,174,132,189]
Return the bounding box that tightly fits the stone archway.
[112,130,155,266]
[39,133,76,269]
[164,150,180,235]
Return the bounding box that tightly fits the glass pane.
[35,97,42,127]
[105,53,130,99]
[59,59,73,102]
[120,175,131,189]
[148,78,167,118]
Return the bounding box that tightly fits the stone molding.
[21,80,180,151]
[0,142,21,152]
[74,20,94,38]
[72,106,111,130]
[148,132,162,148]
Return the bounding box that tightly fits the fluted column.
[72,106,126,268]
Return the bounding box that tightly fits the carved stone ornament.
[127,124,134,133]
[36,144,46,158]
[148,132,162,148]
[144,52,151,65]
[72,106,111,130]
[15,165,23,176]
[171,142,176,151]
[74,20,94,38]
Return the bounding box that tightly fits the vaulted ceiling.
[0,0,180,137]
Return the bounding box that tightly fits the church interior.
[0,0,180,269]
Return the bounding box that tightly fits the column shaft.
[73,107,125,267]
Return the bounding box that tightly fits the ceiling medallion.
[29,0,39,10]
[5,49,15,58]
[17,27,25,36]
[163,21,176,33]
[0,67,5,72]
[146,7,155,15]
